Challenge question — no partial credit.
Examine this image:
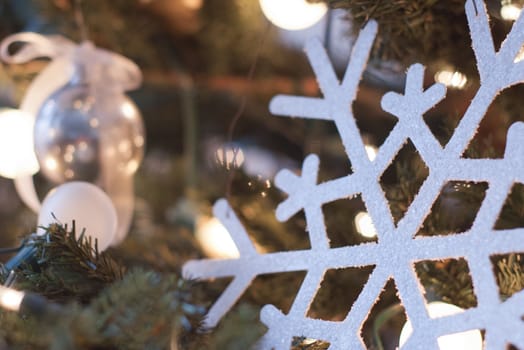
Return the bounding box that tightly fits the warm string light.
[434,70,468,89]
[195,210,269,259]
[195,216,240,259]
[259,0,327,30]
[215,145,245,170]
[514,46,524,63]
[354,211,377,238]
[501,3,522,21]
[181,0,203,10]
[365,144,378,161]
[0,109,40,179]
[398,301,483,349]
[0,285,24,312]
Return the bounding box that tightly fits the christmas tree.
[0,0,522,349]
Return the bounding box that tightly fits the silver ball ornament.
[34,81,145,186]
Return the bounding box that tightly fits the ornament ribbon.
[0,32,142,92]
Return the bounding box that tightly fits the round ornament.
[0,34,145,245]
[37,181,117,251]
[34,72,144,185]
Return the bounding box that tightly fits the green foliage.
[0,224,206,349]
[494,254,524,299]
[11,222,123,303]
[78,269,204,350]
[202,303,266,350]
[327,0,511,77]
[0,269,206,350]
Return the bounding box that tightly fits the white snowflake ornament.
[183,0,524,348]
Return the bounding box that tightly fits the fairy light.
[365,144,378,161]
[182,0,203,10]
[0,285,24,312]
[195,216,240,259]
[501,3,521,21]
[121,101,137,119]
[215,146,245,170]
[301,338,318,345]
[355,211,377,238]
[0,109,40,179]
[514,46,524,62]
[259,0,327,31]
[398,301,483,349]
[434,70,468,89]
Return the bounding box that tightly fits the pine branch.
[0,268,206,349]
[199,303,266,350]
[8,222,124,303]
[79,269,204,350]
[328,0,491,77]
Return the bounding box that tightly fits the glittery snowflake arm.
[380,64,445,166]
[271,21,394,240]
[446,0,524,157]
[270,21,376,172]
[270,21,377,121]
[182,199,258,328]
[467,0,496,84]
[467,0,524,87]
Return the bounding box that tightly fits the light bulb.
[434,70,467,89]
[501,4,521,21]
[398,301,483,349]
[37,181,117,251]
[355,211,377,238]
[182,0,202,10]
[215,145,244,170]
[0,109,39,179]
[0,285,24,312]
[195,216,240,259]
[365,144,378,161]
[259,0,327,30]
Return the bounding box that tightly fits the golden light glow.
[355,211,377,238]
[121,101,137,119]
[0,109,40,178]
[89,118,99,128]
[44,156,58,171]
[434,70,467,89]
[514,46,524,62]
[134,135,145,148]
[182,0,203,10]
[399,301,483,349]
[215,146,244,170]
[501,4,521,21]
[0,286,24,312]
[196,217,240,259]
[259,0,327,30]
[365,144,378,161]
